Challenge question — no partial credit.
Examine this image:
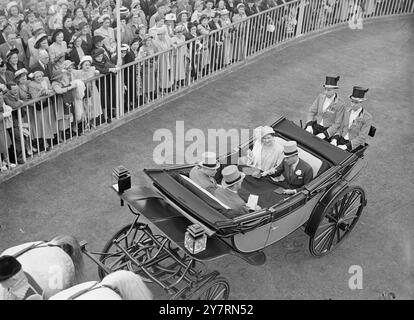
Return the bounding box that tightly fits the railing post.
[17,108,26,163]
[243,19,251,61]
[296,0,306,37]
[116,69,123,119]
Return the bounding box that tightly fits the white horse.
[0,235,84,299]
[49,270,153,300]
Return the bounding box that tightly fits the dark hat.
[51,29,64,43]
[91,47,105,58]
[0,255,22,281]
[92,35,105,44]
[350,86,369,102]
[323,76,340,89]
[77,21,88,31]
[199,14,208,22]
[6,48,19,60]
[34,33,48,49]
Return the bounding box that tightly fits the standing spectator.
[129,14,147,35]
[138,34,158,103]
[0,59,15,85]
[232,3,247,62]
[202,0,216,20]
[72,6,88,30]
[225,0,236,18]
[177,10,190,33]
[177,0,193,14]
[149,15,167,38]
[92,35,112,61]
[152,28,172,93]
[6,2,23,32]
[26,24,45,67]
[6,48,24,74]
[0,31,26,67]
[118,12,136,45]
[31,33,50,70]
[149,4,168,28]
[30,49,53,80]
[170,25,188,87]
[165,13,176,38]
[49,0,70,32]
[49,29,70,72]
[19,11,39,47]
[27,70,56,151]
[209,12,224,70]
[68,33,84,68]
[0,89,15,170]
[62,15,76,45]
[94,14,117,56]
[191,2,204,23]
[219,9,232,66]
[36,2,50,36]
[78,22,93,55]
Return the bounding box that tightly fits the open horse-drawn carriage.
[81,117,370,300]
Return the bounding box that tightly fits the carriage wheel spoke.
[315,225,335,251]
[343,201,360,219]
[325,227,336,251]
[342,214,358,222]
[315,224,335,242]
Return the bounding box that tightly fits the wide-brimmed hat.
[92,35,105,44]
[91,48,105,58]
[199,14,208,22]
[350,86,369,102]
[165,13,176,21]
[51,29,64,43]
[199,152,220,170]
[32,23,45,35]
[323,76,340,89]
[34,33,48,49]
[6,1,19,13]
[61,60,74,70]
[283,141,298,157]
[121,44,130,52]
[253,125,275,140]
[14,68,28,79]
[0,255,22,281]
[237,3,245,9]
[79,55,93,68]
[221,165,246,188]
[220,9,230,16]
[120,6,130,16]
[6,48,19,60]
[177,10,189,20]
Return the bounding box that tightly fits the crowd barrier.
[1,0,413,174]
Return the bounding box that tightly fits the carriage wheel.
[309,186,366,257]
[98,222,156,279]
[186,277,230,300]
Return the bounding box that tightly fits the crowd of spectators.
[0,0,410,170]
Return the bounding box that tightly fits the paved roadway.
[1,16,413,299]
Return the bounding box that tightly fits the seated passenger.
[262,141,313,194]
[189,152,220,194]
[240,126,284,172]
[305,76,345,140]
[330,87,373,151]
[214,165,260,216]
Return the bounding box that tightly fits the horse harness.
[66,282,122,300]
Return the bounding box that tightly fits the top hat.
[221,165,246,188]
[283,141,298,157]
[199,152,220,170]
[0,255,22,281]
[323,76,340,89]
[350,86,369,102]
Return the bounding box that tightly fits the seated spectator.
[0,31,26,67]
[331,87,373,151]
[189,151,220,194]
[262,141,313,194]
[30,49,53,81]
[94,14,117,56]
[62,15,76,45]
[240,126,284,172]
[214,165,260,216]
[49,29,70,72]
[6,48,25,74]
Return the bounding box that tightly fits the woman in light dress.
[138,35,158,102]
[170,25,188,87]
[240,126,284,173]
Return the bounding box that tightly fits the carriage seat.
[274,137,322,178]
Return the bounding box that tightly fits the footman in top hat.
[189,152,221,194]
[331,86,373,151]
[306,76,345,140]
[0,255,44,300]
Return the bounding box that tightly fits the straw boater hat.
[237,3,245,9]
[0,255,22,281]
[220,9,230,16]
[283,141,298,158]
[199,152,220,170]
[323,76,340,89]
[121,44,130,52]
[119,6,130,17]
[79,55,93,68]
[165,13,176,21]
[350,86,369,102]
[177,10,189,21]
[61,60,74,70]
[221,165,246,188]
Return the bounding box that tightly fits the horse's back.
[49,282,122,300]
[1,241,75,299]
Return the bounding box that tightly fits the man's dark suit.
[271,158,313,189]
[30,61,53,80]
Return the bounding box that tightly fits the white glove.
[316,133,326,139]
[338,144,347,150]
[305,126,313,134]
[261,167,275,177]
[283,189,297,195]
[330,139,337,146]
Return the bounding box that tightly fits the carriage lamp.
[184,224,207,254]
[112,165,131,194]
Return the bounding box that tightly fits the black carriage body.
[121,117,367,261]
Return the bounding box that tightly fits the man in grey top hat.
[189,152,220,194]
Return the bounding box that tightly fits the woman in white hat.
[137,35,158,103]
[219,9,232,66]
[240,125,284,173]
[94,14,117,55]
[152,28,173,93]
[189,151,220,194]
[170,25,188,88]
